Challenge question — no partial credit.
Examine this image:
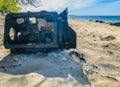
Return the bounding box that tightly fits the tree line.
[0,0,20,14]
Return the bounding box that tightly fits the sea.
[69,15,120,22]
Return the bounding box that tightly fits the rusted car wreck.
[4,9,76,52]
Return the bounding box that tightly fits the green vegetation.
[0,0,21,13]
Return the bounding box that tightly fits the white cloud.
[21,0,67,13]
[20,0,96,13]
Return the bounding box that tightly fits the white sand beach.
[0,15,120,87]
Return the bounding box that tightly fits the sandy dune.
[0,15,120,87]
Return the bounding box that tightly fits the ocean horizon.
[69,15,120,22]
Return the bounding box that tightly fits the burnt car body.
[4,9,76,52]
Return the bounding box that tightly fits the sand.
[69,19,120,87]
[0,50,90,87]
[0,15,120,87]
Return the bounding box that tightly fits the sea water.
[69,15,120,22]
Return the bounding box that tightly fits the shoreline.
[69,18,120,26]
[68,15,120,22]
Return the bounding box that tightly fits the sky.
[21,0,120,15]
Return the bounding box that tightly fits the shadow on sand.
[0,50,90,86]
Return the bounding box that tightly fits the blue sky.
[67,0,120,15]
[21,0,120,15]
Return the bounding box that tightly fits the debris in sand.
[0,65,7,71]
[0,54,23,69]
[109,43,117,47]
[103,44,109,48]
[69,50,86,64]
[107,50,113,55]
[92,35,96,37]
[100,36,116,41]
[82,63,99,75]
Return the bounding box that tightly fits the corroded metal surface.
[4,9,76,51]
